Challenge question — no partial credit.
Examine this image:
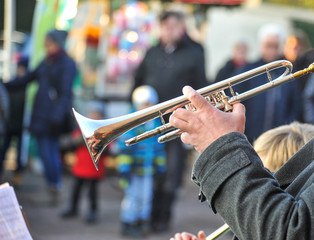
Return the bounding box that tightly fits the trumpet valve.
[185,103,196,111]
[223,100,233,112]
[213,91,233,112]
[221,94,232,112]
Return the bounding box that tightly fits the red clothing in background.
[71,130,106,180]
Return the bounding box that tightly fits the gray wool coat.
[192,132,313,240]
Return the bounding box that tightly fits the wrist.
[193,132,247,178]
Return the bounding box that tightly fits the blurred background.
[1,0,314,115]
[0,0,313,239]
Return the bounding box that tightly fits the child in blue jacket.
[116,86,166,238]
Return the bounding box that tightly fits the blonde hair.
[253,122,314,172]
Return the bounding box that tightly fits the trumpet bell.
[72,109,121,170]
[73,103,175,169]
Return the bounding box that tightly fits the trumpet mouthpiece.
[293,62,314,79]
[308,62,314,73]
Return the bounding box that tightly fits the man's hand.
[169,86,246,153]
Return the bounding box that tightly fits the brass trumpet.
[73,60,314,170]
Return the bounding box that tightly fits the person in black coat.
[132,10,208,232]
[0,78,9,147]
[5,29,77,203]
[0,57,28,186]
[214,41,248,83]
[233,24,301,143]
[294,48,314,123]
[303,73,314,124]
[133,12,207,102]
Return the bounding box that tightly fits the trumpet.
[73,60,314,170]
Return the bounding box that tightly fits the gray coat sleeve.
[192,132,313,240]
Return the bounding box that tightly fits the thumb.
[230,103,246,133]
[182,86,214,112]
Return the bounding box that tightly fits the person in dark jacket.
[169,86,313,240]
[132,10,208,232]
[0,57,28,186]
[0,78,9,145]
[294,48,314,123]
[294,48,314,92]
[133,11,207,103]
[5,29,77,203]
[303,73,314,124]
[214,40,248,83]
[233,24,301,143]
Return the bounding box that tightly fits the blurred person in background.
[61,102,107,224]
[5,29,77,205]
[293,48,314,123]
[294,48,314,93]
[0,78,9,165]
[132,10,208,232]
[214,40,248,83]
[303,74,314,124]
[0,57,28,187]
[283,30,311,65]
[283,31,312,124]
[233,24,301,143]
[116,86,166,238]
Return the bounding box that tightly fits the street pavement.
[3,157,233,240]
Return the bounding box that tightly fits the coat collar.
[274,137,314,188]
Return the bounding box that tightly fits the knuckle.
[172,108,182,118]
[176,108,186,115]
[170,117,178,127]
[189,91,199,102]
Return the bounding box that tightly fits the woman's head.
[253,122,314,172]
[45,29,68,55]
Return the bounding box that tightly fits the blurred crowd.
[0,8,313,240]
